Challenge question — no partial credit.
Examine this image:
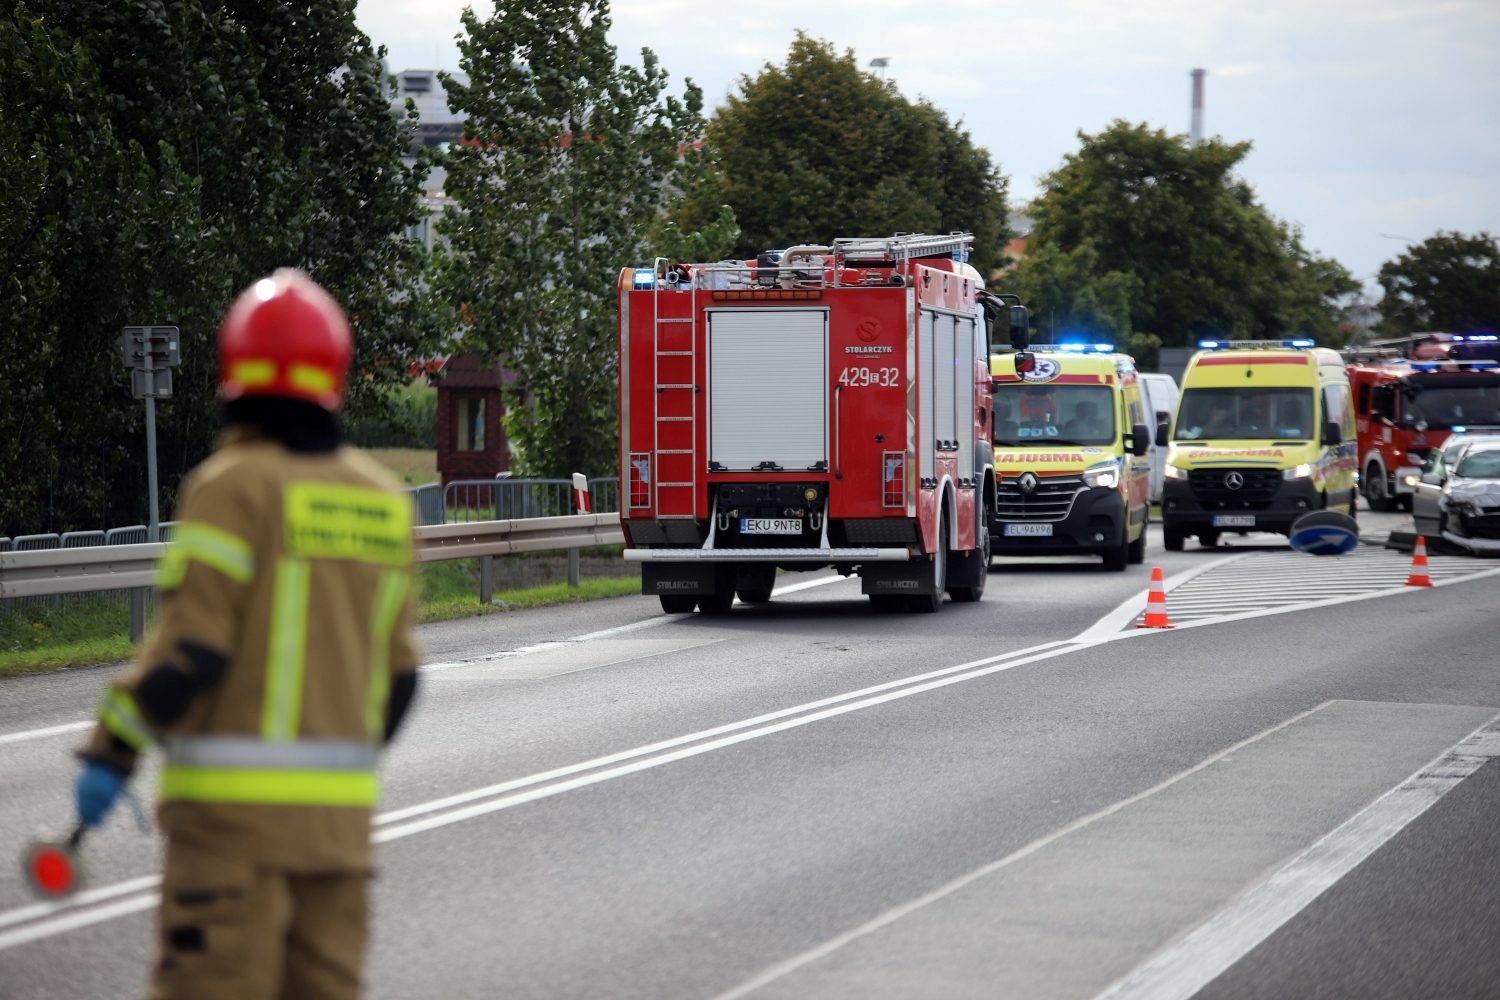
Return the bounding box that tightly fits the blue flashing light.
[1454,426,1468,433]
[1467,360,1499,369]
[1465,334,1498,342]
[1055,342,1115,354]
[1058,343,1086,351]
[1411,362,1442,371]
[632,268,655,289]
[1289,338,1315,348]
[1199,340,1222,349]
[1095,343,1114,352]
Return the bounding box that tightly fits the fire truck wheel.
[698,589,735,615]
[869,595,905,613]
[948,510,989,603]
[659,595,697,614]
[1365,463,1396,511]
[909,516,948,613]
[735,564,776,603]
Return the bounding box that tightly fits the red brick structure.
[435,354,517,487]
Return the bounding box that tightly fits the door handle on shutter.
[834,385,843,480]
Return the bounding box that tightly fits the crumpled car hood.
[1445,479,1500,506]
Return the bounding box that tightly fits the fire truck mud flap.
[640,561,734,598]
[860,556,941,597]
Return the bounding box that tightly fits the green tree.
[1377,232,1500,335]
[0,2,434,537]
[708,34,1010,275]
[1003,122,1356,355]
[437,0,723,479]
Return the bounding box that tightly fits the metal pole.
[479,554,493,604]
[567,547,580,588]
[1190,69,1206,147]
[129,588,146,644]
[145,397,160,542]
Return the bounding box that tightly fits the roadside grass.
[0,597,138,678]
[1,549,641,675]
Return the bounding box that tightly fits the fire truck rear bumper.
[624,548,912,562]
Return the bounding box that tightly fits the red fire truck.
[617,233,1028,614]
[1348,336,1500,510]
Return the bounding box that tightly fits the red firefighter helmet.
[218,269,352,410]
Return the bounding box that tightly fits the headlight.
[1283,464,1313,480]
[1163,464,1188,480]
[1083,465,1120,489]
[1403,474,1420,487]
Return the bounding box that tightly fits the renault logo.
[1019,472,1038,494]
[1224,472,1244,490]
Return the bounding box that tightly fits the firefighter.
[74,269,421,999]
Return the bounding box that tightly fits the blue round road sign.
[1289,511,1359,555]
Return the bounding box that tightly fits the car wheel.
[1365,463,1395,511]
[1163,528,1185,552]
[1198,531,1220,548]
[1399,494,1414,512]
[1127,525,1146,564]
[1102,535,1128,571]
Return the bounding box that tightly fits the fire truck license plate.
[1212,515,1256,527]
[1003,523,1053,537]
[740,518,803,535]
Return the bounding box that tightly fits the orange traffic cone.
[1137,566,1176,628]
[1406,535,1433,587]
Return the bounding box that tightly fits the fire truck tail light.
[883,451,905,508]
[629,452,651,508]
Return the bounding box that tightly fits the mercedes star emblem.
[1224,471,1244,490]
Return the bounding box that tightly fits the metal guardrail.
[441,477,620,523]
[0,514,626,599]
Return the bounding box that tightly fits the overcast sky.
[358,0,1499,292]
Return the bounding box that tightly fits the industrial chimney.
[1190,69,1206,146]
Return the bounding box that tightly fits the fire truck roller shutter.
[957,314,977,480]
[936,313,958,451]
[920,312,936,480]
[708,309,828,471]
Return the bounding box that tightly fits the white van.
[1138,373,1180,503]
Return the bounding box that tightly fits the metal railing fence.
[442,477,620,523]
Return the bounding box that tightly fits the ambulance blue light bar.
[1453,335,1498,342]
[1198,338,1315,350]
[632,269,655,288]
[1055,342,1115,353]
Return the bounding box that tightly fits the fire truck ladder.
[832,232,974,266]
[653,258,698,518]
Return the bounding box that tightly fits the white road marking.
[5,563,1498,950]
[1090,718,1500,1000]
[422,573,851,671]
[1071,555,1246,644]
[707,702,1341,1000]
[0,874,161,931]
[0,720,93,746]
[0,893,160,951]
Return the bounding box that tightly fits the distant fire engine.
[617,233,1030,613]
[1347,336,1500,510]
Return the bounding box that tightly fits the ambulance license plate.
[1004,523,1053,537]
[741,518,802,535]
[1213,515,1255,527]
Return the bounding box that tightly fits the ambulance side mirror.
[1131,423,1150,457]
[1013,352,1036,374]
[1322,421,1342,446]
[1008,306,1030,351]
[1155,422,1170,448]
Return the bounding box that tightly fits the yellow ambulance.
[1161,339,1358,550]
[989,345,1152,571]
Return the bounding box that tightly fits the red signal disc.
[30,846,75,896]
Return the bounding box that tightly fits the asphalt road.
[2,510,1498,999]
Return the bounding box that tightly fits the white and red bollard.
[572,473,591,515]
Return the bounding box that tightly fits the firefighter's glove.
[76,760,125,828]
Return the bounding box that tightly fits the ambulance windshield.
[1175,387,1314,441]
[993,384,1116,446]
